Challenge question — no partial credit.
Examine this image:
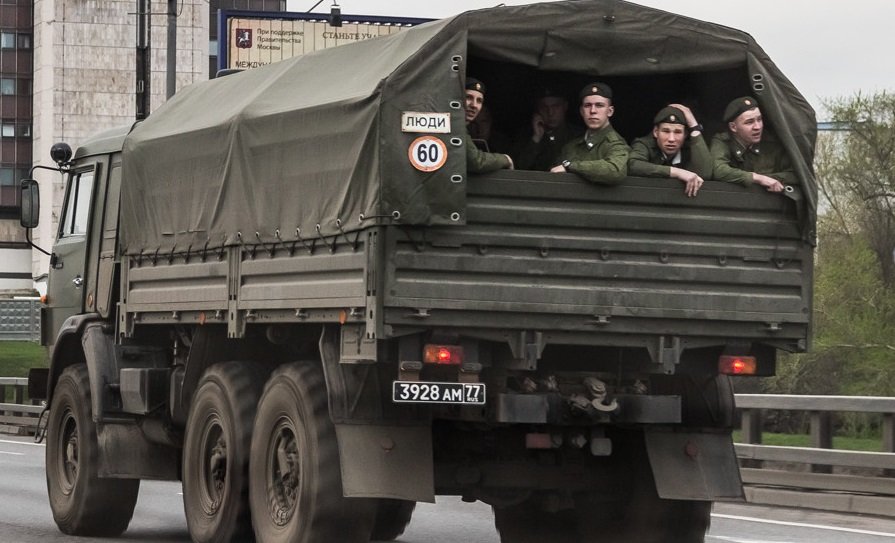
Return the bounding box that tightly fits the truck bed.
[123,171,810,350]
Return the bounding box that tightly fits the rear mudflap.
[644,429,744,501]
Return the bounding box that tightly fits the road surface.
[2,436,894,542]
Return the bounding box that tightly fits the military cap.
[579,82,613,102]
[536,85,565,99]
[724,96,760,122]
[466,77,486,95]
[653,106,686,126]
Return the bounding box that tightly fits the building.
[26,0,214,294]
[0,0,33,293]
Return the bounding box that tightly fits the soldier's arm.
[567,138,629,185]
[627,139,670,178]
[709,135,752,185]
[466,133,512,173]
[686,133,713,179]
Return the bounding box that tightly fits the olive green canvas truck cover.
[117,0,815,351]
[120,0,816,253]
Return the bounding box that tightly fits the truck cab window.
[59,171,95,237]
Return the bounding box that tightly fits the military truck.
[21,2,816,542]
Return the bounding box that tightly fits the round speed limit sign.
[408,136,448,172]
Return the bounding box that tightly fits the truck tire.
[493,496,577,543]
[576,432,711,543]
[654,374,735,429]
[371,499,416,541]
[182,361,270,543]
[249,362,375,543]
[46,364,140,536]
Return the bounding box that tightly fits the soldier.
[511,87,580,171]
[464,77,514,173]
[628,104,711,197]
[469,105,511,154]
[710,96,795,192]
[550,82,628,184]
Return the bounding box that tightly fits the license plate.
[392,381,486,405]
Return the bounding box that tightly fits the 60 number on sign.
[408,135,448,172]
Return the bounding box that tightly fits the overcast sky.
[287,0,894,120]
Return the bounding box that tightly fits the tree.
[763,92,895,418]
[819,92,895,287]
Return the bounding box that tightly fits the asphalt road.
[3,436,895,543]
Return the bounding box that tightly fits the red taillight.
[423,344,463,365]
[718,355,757,375]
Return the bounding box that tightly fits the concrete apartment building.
[0,0,33,294]
[0,0,284,296]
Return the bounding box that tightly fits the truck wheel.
[493,497,577,543]
[249,362,375,543]
[371,499,416,541]
[46,364,140,536]
[576,433,711,543]
[182,361,270,543]
[654,374,735,429]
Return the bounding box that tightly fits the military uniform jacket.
[465,130,511,173]
[627,133,712,179]
[511,123,581,171]
[710,131,796,186]
[558,124,629,184]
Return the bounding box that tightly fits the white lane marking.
[0,451,25,456]
[709,537,781,543]
[713,513,895,538]
[0,439,44,447]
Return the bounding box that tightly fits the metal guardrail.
[735,393,895,517]
[0,377,42,435]
[2,381,894,516]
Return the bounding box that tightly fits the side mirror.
[20,179,39,229]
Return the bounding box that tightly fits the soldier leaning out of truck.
[628,104,711,198]
[550,82,629,184]
[710,95,795,192]
[464,77,514,173]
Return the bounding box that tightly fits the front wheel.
[46,364,140,536]
[249,362,375,543]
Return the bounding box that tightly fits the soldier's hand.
[669,103,697,128]
[550,164,566,173]
[531,114,546,143]
[754,174,784,192]
[671,167,703,197]
[505,155,515,170]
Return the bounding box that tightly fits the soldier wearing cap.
[464,77,514,173]
[628,104,711,197]
[551,82,628,184]
[511,87,580,171]
[710,96,795,192]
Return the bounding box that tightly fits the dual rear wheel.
[184,361,405,543]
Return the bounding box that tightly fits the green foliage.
[732,431,883,452]
[0,341,48,378]
[759,92,895,438]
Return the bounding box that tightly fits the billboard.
[218,10,431,72]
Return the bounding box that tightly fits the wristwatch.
[688,123,703,135]
[561,159,572,170]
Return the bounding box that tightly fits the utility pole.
[166,0,177,99]
[136,0,151,120]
